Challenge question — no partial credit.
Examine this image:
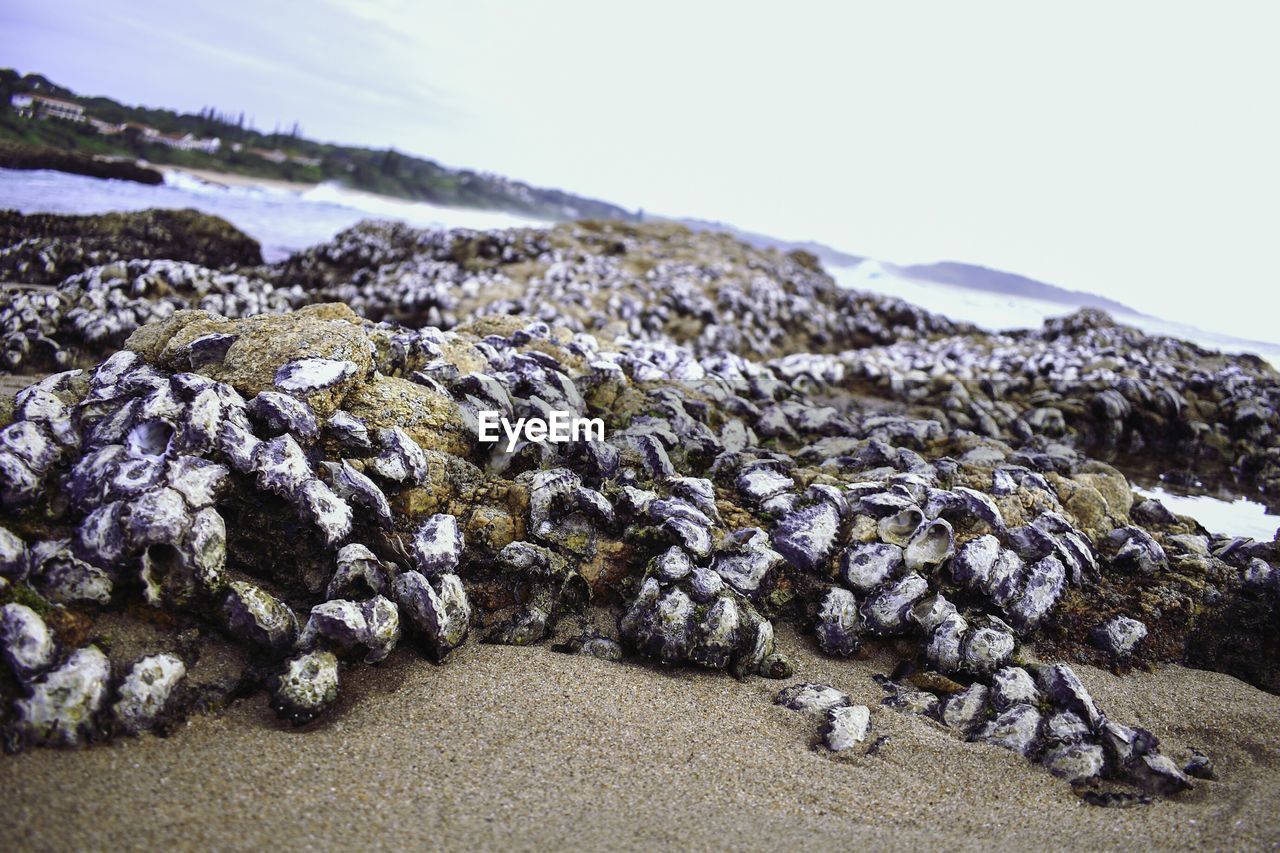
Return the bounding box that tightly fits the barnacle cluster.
[0,209,1276,803]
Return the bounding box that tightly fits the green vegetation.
[0,68,637,222]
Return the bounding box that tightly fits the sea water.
[0,167,545,262]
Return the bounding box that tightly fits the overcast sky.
[3,1,1277,341]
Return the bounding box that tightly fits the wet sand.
[2,626,1279,851]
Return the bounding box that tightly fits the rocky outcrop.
[0,142,164,186]
[0,215,1275,805]
[0,207,262,285]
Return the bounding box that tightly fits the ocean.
[0,167,547,263]
[829,261,1280,367]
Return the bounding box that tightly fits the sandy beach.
[3,624,1277,851]
[156,165,316,195]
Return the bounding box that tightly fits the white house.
[156,132,222,154]
[10,93,86,122]
[248,147,289,164]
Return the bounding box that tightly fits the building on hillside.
[88,118,124,135]
[10,93,86,122]
[248,147,289,164]
[122,122,161,140]
[156,131,222,154]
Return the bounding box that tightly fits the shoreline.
[155,164,317,194]
[155,164,548,227]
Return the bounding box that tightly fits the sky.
[2,0,1278,342]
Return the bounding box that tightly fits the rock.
[822,704,871,751]
[223,581,299,653]
[774,682,851,715]
[269,650,340,725]
[344,375,470,456]
[127,304,372,417]
[990,666,1041,710]
[815,587,862,656]
[1091,615,1148,660]
[939,683,989,734]
[0,207,262,281]
[1184,749,1216,780]
[15,646,111,747]
[112,653,187,734]
[0,602,56,680]
[1044,742,1105,783]
[976,703,1043,757]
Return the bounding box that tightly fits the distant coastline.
[1,67,637,223]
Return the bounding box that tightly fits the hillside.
[892,260,1143,316]
[0,68,636,223]
[678,216,865,269]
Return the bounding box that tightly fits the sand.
[2,624,1278,852]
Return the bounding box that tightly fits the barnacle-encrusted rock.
[1044,742,1106,783]
[126,304,371,416]
[0,214,1272,802]
[223,581,300,653]
[0,602,56,680]
[392,570,471,660]
[0,208,263,281]
[711,528,785,596]
[1091,615,1149,660]
[14,645,111,747]
[976,703,1043,757]
[774,682,851,715]
[411,513,464,576]
[112,653,187,735]
[822,704,871,751]
[619,569,775,675]
[344,375,470,456]
[269,650,340,726]
[298,596,401,664]
[815,587,862,656]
